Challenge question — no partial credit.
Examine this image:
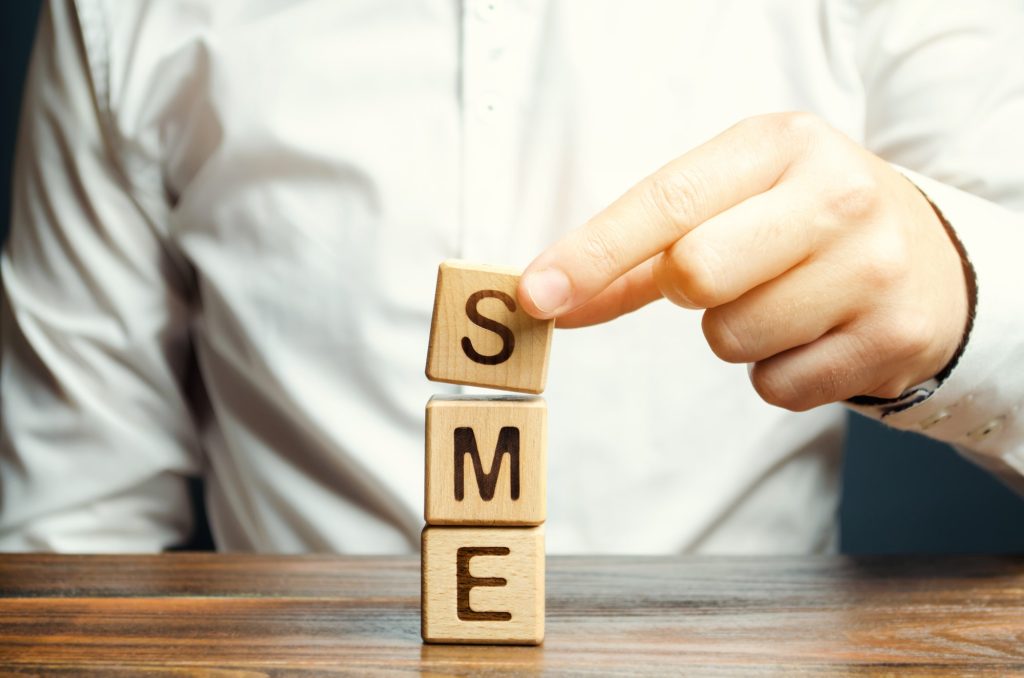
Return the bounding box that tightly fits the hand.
[518,112,970,411]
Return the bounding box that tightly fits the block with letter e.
[425,395,546,526]
[426,260,554,394]
[421,526,545,645]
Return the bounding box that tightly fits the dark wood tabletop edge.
[1,553,1022,600]
[0,663,1017,677]
[1,555,1022,672]
[2,552,1022,564]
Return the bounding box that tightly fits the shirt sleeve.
[849,0,1024,492]
[0,0,202,551]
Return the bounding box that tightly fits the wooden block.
[425,395,546,526]
[425,260,554,394]
[421,526,545,645]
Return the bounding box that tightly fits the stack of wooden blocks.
[421,261,555,645]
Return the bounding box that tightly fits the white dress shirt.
[2,0,1022,554]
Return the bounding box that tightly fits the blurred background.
[3,1,1022,554]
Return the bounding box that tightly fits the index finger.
[518,114,804,319]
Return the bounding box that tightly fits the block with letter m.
[425,395,546,526]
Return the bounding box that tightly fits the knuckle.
[645,169,707,233]
[732,115,772,139]
[859,232,909,288]
[772,111,825,143]
[860,313,936,399]
[702,309,749,363]
[666,249,722,308]
[577,227,622,278]
[886,312,934,361]
[825,172,882,221]
[904,315,935,356]
[750,362,804,411]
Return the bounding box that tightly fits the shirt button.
[475,93,501,122]
[918,409,951,431]
[474,0,501,23]
[966,416,1005,443]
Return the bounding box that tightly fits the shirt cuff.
[845,168,1024,479]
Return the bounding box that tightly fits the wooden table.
[1,554,1022,675]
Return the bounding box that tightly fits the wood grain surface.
[425,395,547,526]
[422,527,545,645]
[425,260,554,394]
[1,554,1023,675]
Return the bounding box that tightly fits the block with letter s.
[425,261,554,394]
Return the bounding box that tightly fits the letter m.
[453,427,520,501]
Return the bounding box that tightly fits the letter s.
[462,290,516,365]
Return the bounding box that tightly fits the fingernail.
[523,268,572,315]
